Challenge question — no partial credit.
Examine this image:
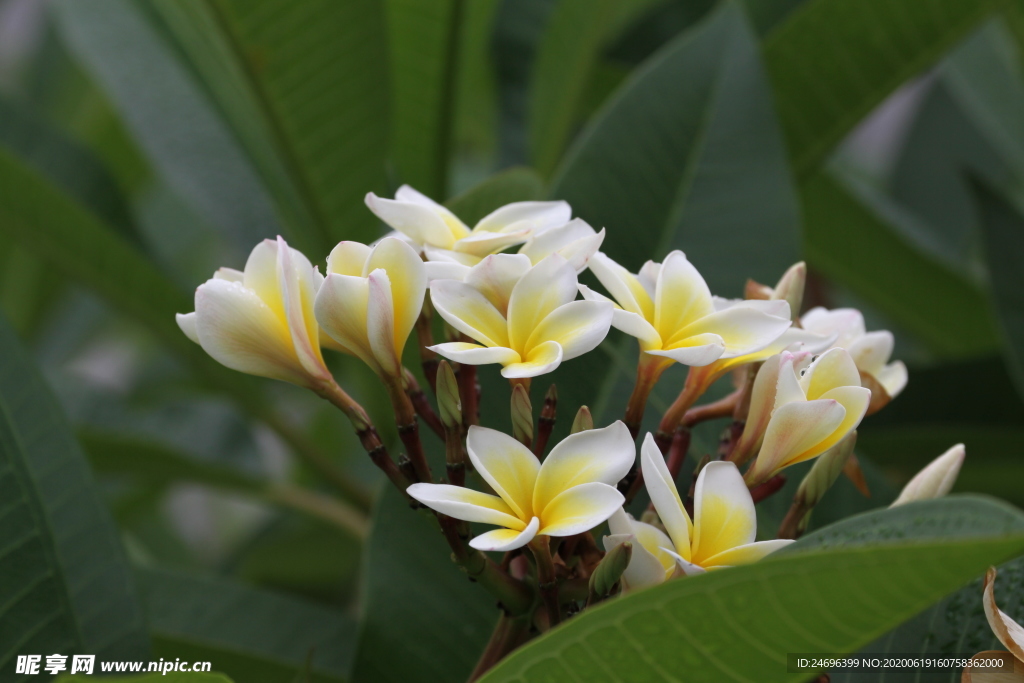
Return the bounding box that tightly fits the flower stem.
[655,366,708,449]
[468,614,531,682]
[444,419,466,488]
[623,353,669,439]
[403,368,445,440]
[415,299,440,393]
[384,377,432,483]
[533,384,557,457]
[529,537,561,629]
[680,388,741,427]
[458,363,479,428]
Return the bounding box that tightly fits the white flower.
[176,237,331,389]
[408,422,634,551]
[890,444,965,507]
[428,253,613,378]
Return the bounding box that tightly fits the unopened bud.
[511,384,533,446]
[589,541,632,600]
[571,405,593,433]
[436,361,461,429]
[772,261,806,322]
[744,278,773,300]
[891,443,965,507]
[797,430,857,509]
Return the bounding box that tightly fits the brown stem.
[415,299,439,393]
[655,367,707,447]
[529,537,561,629]
[717,420,745,461]
[445,420,467,488]
[468,614,531,682]
[624,354,669,439]
[666,426,692,479]
[385,379,432,483]
[750,474,787,504]
[533,384,557,457]
[458,363,479,428]
[404,369,445,440]
[777,497,810,540]
[315,380,411,497]
[681,389,741,428]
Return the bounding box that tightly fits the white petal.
[473,200,571,234]
[876,360,908,398]
[536,482,624,536]
[277,237,328,381]
[214,267,244,282]
[176,312,199,344]
[242,239,286,321]
[660,547,707,576]
[518,219,603,270]
[506,254,577,352]
[747,399,847,482]
[365,237,427,361]
[424,260,471,282]
[500,340,563,378]
[534,421,634,515]
[640,433,692,559]
[647,334,726,366]
[366,270,400,377]
[470,517,540,552]
[428,342,520,366]
[430,279,510,347]
[453,229,531,257]
[669,305,791,359]
[314,274,378,372]
[526,300,613,361]
[588,252,652,318]
[466,425,540,520]
[602,532,668,591]
[801,347,862,399]
[700,539,794,568]
[801,307,866,347]
[407,483,525,529]
[365,192,458,248]
[691,461,756,564]
[326,241,372,276]
[847,330,894,377]
[581,284,662,349]
[465,253,532,315]
[891,443,965,506]
[424,245,480,266]
[654,251,715,341]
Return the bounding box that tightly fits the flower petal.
[801,306,866,347]
[747,399,847,482]
[453,229,532,257]
[424,260,472,282]
[811,385,871,457]
[506,254,578,352]
[534,421,634,515]
[670,305,791,359]
[801,347,862,400]
[278,237,328,380]
[365,192,458,248]
[518,219,603,270]
[653,251,715,342]
[464,253,532,315]
[194,279,305,385]
[581,285,663,349]
[983,567,1024,661]
[470,516,540,552]
[365,237,427,359]
[326,241,372,276]
[366,270,400,377]
[660,547,707,577]
[891,443,965,506]
[876,360,908,398]
[430,279,510,347]
[588,252,652,318]
[176,312,199,344]
[640,433,692,560]
[647,334,726,366]
[424,245,481,266]
[473,200,571,234]
[500,340,563,378]
[407,483,525,529]
[602,533,668,591]
[214,267,244,282]
[466,425,540,519]
[847,330,894,376]
[526,300,613,361]
[242,239,287,324]
[536,482,623,536]
[691,461,756,564]
[700,539,794,568]
[314,274,378,372]
[428,342,521,366]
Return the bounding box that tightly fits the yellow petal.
[278,238,328,381]
[466,426,540,519]
[640,433,692,560]
[691,461,756,564]
[653,251,714,342]
[669,304,791,358]
[469,517,539,552]
[365,237,426,360]
[747,399,847,482]
[407,483,524,530]
[428,342,521,366]
[314,274,378,373]
[533,421,634,515]
[806,385,871,459]
[588,252,653,319]
[365,270,400,377]
[464,253,532,315]
[536,482,623,536]
[801,348,862,399]
[647,333,725,366]
[506,255,577,353]
[430,280,510,347]
[326,241,371,276]
[242,239,287,326]
[700,539,793,568]
[500,340,563,378]
[526,300,613,361]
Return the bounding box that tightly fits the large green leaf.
[480,535,1024,683]
[972,178,1024,399]
[351,486,498,683]
[51,0,283,249]
[137,567,355,683]
[0,313,149,667]
[802,168,1000,358]
[552,0,800,295]
[764,0,1006,179]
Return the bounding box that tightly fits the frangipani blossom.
[802,306,908,402]
[365,184,570,261]
[745,348,872,485]
[313,237,426,379]
[891,443,965,507]
[408,422,634,551]
[604,434,791,583]
[176,236,332,389]
[746,261,807,323]
[580,251,792,368]
[429,253,613,378]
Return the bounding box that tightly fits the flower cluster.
[176,185,965,632]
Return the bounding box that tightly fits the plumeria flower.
[890,443,965,507]
[604,434,792,585]
[801,306,908,407]
[365,185,570,263]
[408,422,634,551]
[580,251,792,368]
[313,237,426,379]
[745,261,806,323]
[744,348,871,486]
[176,236,332,390]
[429,253,613,378]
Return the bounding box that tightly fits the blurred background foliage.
[1,0,1024,681]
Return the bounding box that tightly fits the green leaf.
[351,486,498,683]
[480,535,1024,683]
[527,0,662,177]
[802,168,1000,358]
[972,175,1024,401]
[444,166,546,223]
[764,0,1006,179]
[552,0,800,296]
[385,0,459,197]
[137,567,355,683]
[58,675,234,683]
[51,0,283,248]
[0,313,149,666]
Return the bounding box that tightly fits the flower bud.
[589,541,632,601]
[890,444,965,507]
[511,384,533,446]
[772,262,806,322]
[436,361,461,429]
[571,405,594,433]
